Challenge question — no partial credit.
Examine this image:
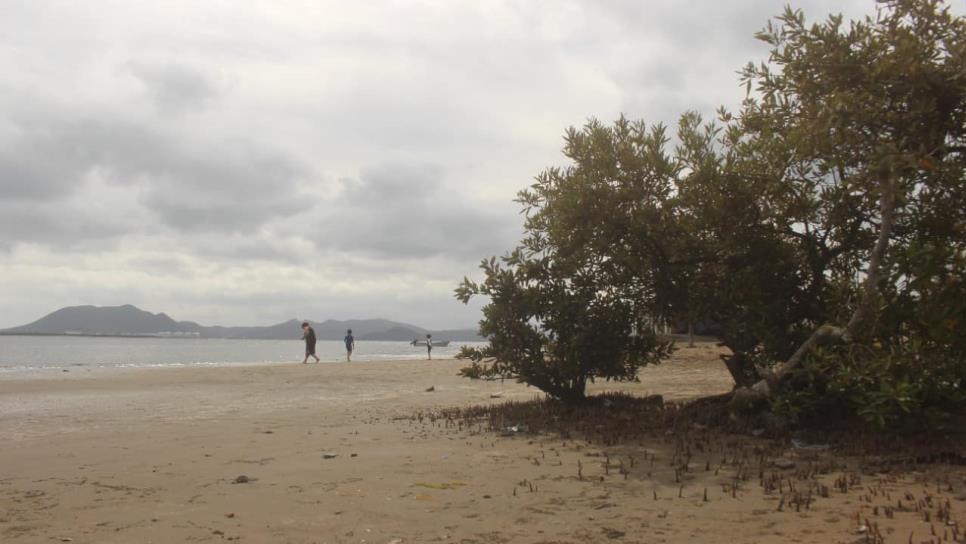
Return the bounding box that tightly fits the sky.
[0,0,914,329]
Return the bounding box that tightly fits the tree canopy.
[458,0,965,422]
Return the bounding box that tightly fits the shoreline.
[0,335,484,374]
[0,357,455,380]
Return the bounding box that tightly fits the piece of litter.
[773,458,796,470]
[322,452,338,459]
[232,475,252,484]
[490,392,503,399]
[425,386,435,392]
[500,424,529,437]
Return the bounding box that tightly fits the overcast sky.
[0,0,923,329]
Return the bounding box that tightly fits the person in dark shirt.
[344,329,355,362]
[425,333,433,360]
[302,322,319,364]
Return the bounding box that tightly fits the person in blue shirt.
[344,329,355,362]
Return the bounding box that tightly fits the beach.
[2,341,963,544]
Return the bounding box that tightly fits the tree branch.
[732,174,897,407]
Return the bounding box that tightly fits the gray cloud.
[2,0,946,330]
[0,203,130,251]
[0,109,317,247]
[136,142,315,233]
[310,163,519,259]
[125,60,224,115]
[0,123,94,201]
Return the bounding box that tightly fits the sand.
[1,342,963,543]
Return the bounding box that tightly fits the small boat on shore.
[410,340,450,347]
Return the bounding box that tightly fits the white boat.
[410,340,450,347]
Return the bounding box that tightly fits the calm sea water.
[0,335,484,372]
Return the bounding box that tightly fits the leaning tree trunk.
[731,177,897,410]
[721,352,762,388]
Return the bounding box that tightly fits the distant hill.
[0,305,485,342]
[205,318,428,340]
[360,326,423,341]
[358,325,482,342]
[314,319,427,340]
[0,305,203,336]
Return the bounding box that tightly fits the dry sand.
[1,342,963,543]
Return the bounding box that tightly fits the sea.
[0,335,485,373]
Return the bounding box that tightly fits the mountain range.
[0,305,484,341]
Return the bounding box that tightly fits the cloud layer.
[0,0,922,329]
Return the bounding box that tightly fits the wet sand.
[1,342,963,543]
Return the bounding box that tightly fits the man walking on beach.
[302,322,319,364]
[425,333,433,360]
[344,329,355,362]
